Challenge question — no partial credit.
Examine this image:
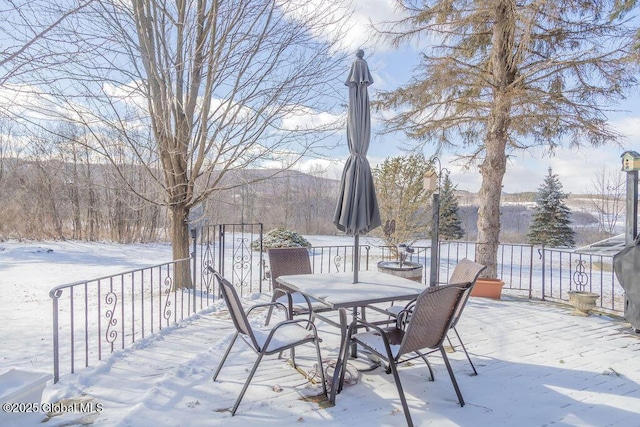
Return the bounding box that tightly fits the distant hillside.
[0,156,611,244]
[205,172,604,243]
[206,168,341,234]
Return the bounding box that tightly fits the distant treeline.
[0,158,167,242]
[0,158,339,241]
[0,158,604,245]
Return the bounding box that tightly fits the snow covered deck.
[42,296,640,427]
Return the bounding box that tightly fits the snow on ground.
[1,238,640,426]
[0,241,173,373]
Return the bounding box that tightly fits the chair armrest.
[382,302,414,329]
[385,298,417,317]
[273,289,316,318]
[395,308,413,329]
[262,318,320,350]
[346,318,397,362]
[247,301,291,319]
[350,317,390,337]
[273,317,317,332]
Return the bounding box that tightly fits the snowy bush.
[251,228,311,251]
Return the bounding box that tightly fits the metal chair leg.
[388,358,414,427]
[213,333,239,381]
[415,351,434,381]
[314,339,328,396]
[231,353,265,415]
[336,310,352,396]
[264,293,278,326]
[446,334,455,351]
[453,327,477,375]
[440,347,465,407]
[266,289,292,326]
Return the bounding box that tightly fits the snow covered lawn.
[2,240,640,426]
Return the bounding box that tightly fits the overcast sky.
[307,0,640,195]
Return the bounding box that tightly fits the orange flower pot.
[471,278,505,300]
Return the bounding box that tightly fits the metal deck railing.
[50,233,624,382]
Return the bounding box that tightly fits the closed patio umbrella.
[333,50,381,283]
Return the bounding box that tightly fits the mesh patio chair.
[210,269,327,416]
[386,258,486,375]
[340,283,472,427]
[265,247,333,325]
[444,259,487,374]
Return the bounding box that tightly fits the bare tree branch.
[4,0,349,283]
[0,0,96,85]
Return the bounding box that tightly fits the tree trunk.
[87,184,98,241]
[476,136,507,278]
[70,157,82,240]
[170,203,193,290]
[475,0,516,279]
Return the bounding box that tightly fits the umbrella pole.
[353,234,359,284]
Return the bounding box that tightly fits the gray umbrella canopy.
[334,50,381,282]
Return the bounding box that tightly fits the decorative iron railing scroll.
[50,258,197,383]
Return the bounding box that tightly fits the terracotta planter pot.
[471,278,505,299]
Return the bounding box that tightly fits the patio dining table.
[275,270,426,403]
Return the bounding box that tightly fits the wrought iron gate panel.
[198,223,264,297]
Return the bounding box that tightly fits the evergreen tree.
[438,172,465,240]
[527,168,576,247]
[377,1,637,278]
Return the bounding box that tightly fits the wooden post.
[430,193,440,287]
[625,170,638,247]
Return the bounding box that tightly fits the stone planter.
[471,278,505,300]
[568,291,599,316]
[377,261,423,283]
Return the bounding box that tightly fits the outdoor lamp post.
[424,169,439,287]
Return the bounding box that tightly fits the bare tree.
[11,1,346,287]
[29,133,66,239]
[377,0,638,278]
[0,0,96,85]
[0,119,22,237]
[0,119,18,184]
[588,166,626,236]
